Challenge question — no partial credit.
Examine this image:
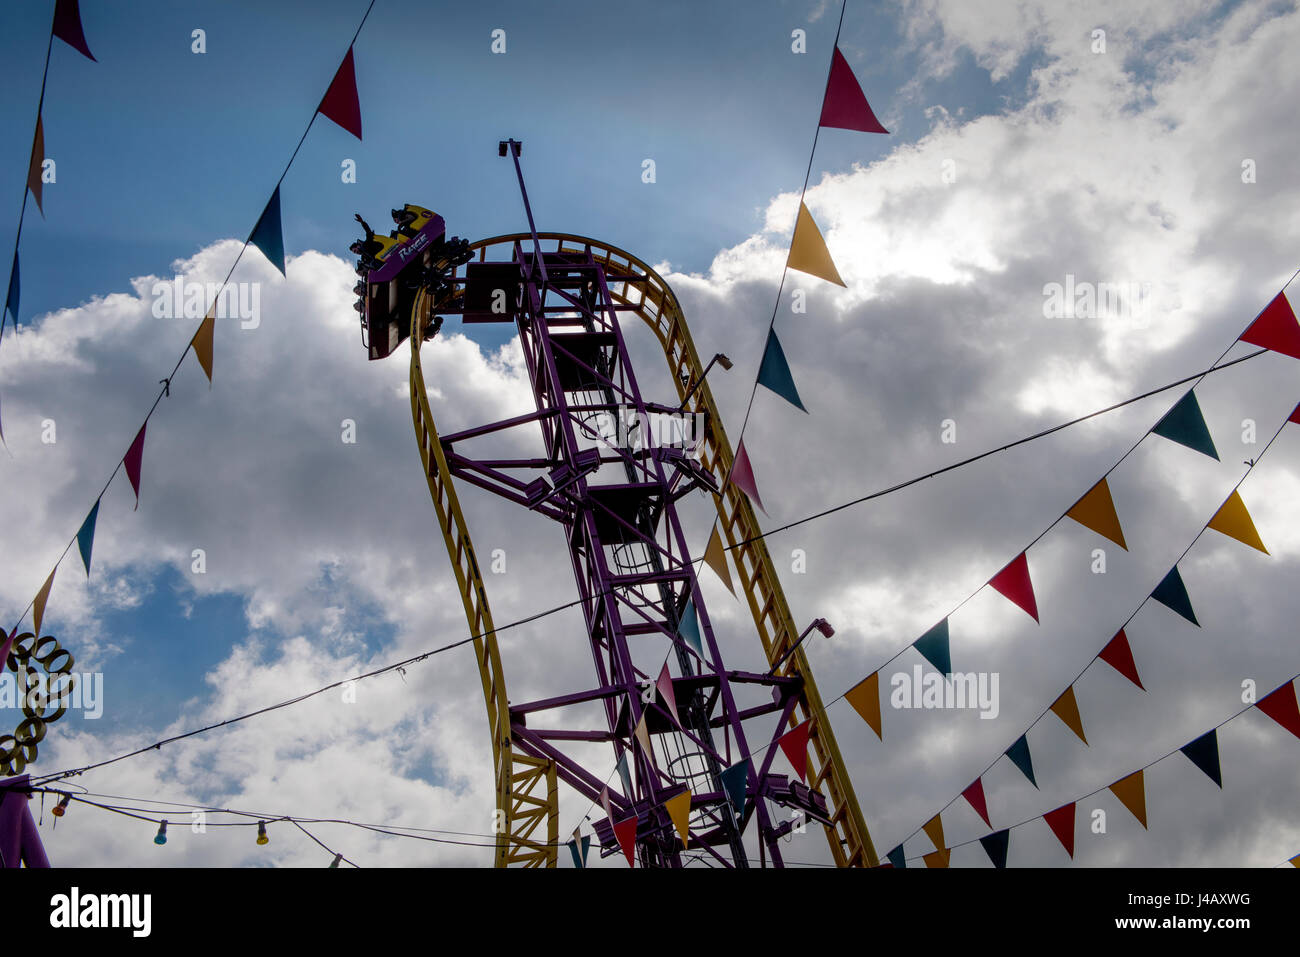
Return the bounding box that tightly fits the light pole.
[768,618,835,676]
[680,352,732,409]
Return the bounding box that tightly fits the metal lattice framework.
[409,232,877,867]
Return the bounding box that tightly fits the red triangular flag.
[1289,402,1300,425]
[613,816,637,866]
[318,46,362,140]
[778,721,811,782]
[124,423,147,510]
[1044,803,1075,858]
[819,46,888,134]
[728,440,767,515]
[1098,629,1145,690]
[961,778,992,828]
[1256,681,1300,740]
[988,552,1039,622]
[53,0,96,62]
[1240,292,1300,361]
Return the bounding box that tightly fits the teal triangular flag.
[1180,729,1222,787]
[76,500,100,576]
[756,328,807,413]
[615,752,634,798]
[1151,566,1198,626]
[1151,391,1218,460]
[4,249,18,326]
[567,835,591,868]
[980,829,1009,868]
[249,185,286,276]
[719,759,749,818]
[677,597,703,656]
[1005,734,1037,788]
[913,619,951,676]
[886,844,906,869]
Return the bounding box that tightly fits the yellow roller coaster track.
[409,234,877,868]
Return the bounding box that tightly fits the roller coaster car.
[351,204,469,360]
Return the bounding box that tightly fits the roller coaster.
[350,140,877,867]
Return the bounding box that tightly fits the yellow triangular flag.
[1109,769,1147,829]
[33,566,57,638]
[634,712,653,765]
[923,847,950,868]
[1290,854,1300,868]
[1050,686,1088,745]
[1066,477,1127,550]
[703,526,735,597]
[787,202,845,287]
[844,672,882,740]
[191,312,215,384]
[664,789,691,848]
[922,813,945,853]
[1207,490,1268,554]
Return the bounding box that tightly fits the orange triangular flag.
[1290,853,1300,867]
[923,847,950,868]
[27,114,44,216]
[1207,490,1268,554]
[664,790,691,848]
[1109,769,1148,829]
[702,525,736,596]
[32,566,57,637]
[787,202,845,287]
[845,672,882,739]
[1050,686,1088,745]
[634,712,653,765]
[191,312,215,384]
[1066,477,1127,550]
[922,813,945,853]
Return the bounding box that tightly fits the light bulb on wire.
[256,821,269,845]
[51,794,70,818]
[154,821,168,846]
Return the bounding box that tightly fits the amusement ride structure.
[350,141,878,867]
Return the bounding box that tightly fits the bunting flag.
[76,500,100,576]
[1255,681,1300,740]
[1290,402,1300,425]
[728,440,767,515]
[655,662,680,728]
[702,526,736,596]
[567,831,590,868]
[719,760,749,818]
[845,671,882,739]
[677,597,704,657]
[1005,734,1038,788]
[1098,629,1145,691]
[1291,854,1300,868]
[0,627,16,669]
[317,46,362,140]
[1151,391,1218,461]
[913,618,951,676]
[32,567,57,638]
[613,816,637,866]
[1207,490,1268,554]
[599,785,614,824]
[756,329,807,412]
[633,712,653,763]
[988,552,1039,623]
[1180,729,1222,787]
[124,423,147,510]
[53,0,96,61]
[777,721,811,782]
[819,46,889,134]
[615,753,633,801]
[1049,686,1088,745]
[191,312,215,384]
[962,779,992,828]
[923,848,950,868]
[980,830,1010,869]
[922,814,945,853]
[5,250,18,326]
[787,202,845,287]
[249,186,286,276]
[1044,803,1076,858]
[1066,477,1127,550]
[885,844,906,869]
[27,114,45,216]
[1109,769,1148,829]
[1239,291,1300,361]
[1150,566,1198,626]
[664,790,691,849]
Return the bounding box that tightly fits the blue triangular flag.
[249,185,286,276]
[1151,391,1218,461]
[756,328,807,413]
[913,618,951,676]
[76,500,100,576]
[886,844,906,869]
[567,835,591,868]
[980,829,1009,868]
[1005,734,1038,788]
[677,597,703,656]
[1180,729,1222,787]
[615,752,634,799]
[1151,566,1198,626]
[719,759,749,818]
[4,249,18,326]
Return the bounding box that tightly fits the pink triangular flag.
[728,440,767,515]
[961,778,992,828]
[988,552,1039,622]
[819,46,889,134]
[123,423,147,510]
[655,662,680,728]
